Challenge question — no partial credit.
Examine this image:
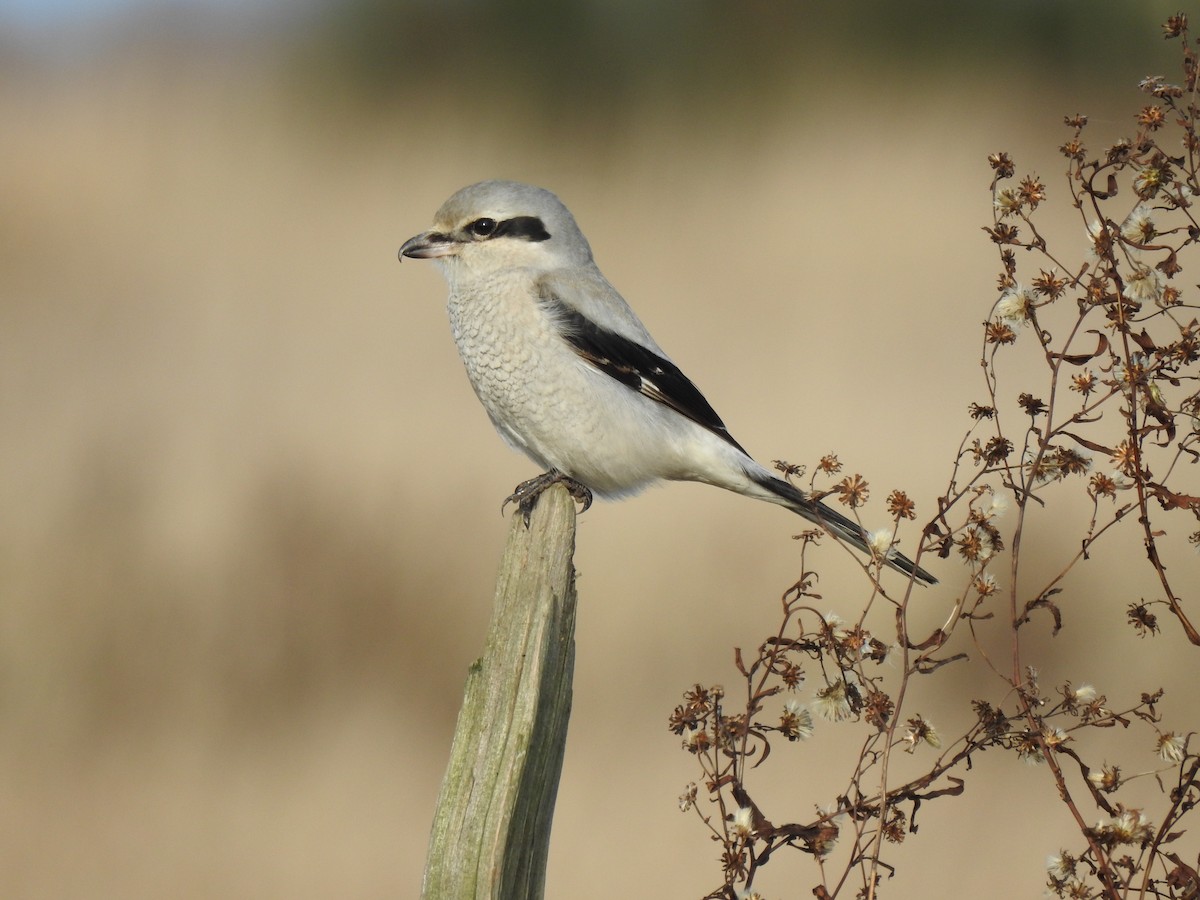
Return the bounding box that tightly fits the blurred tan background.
[3,1,1198,896]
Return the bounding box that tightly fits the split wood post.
[421,483,579,899]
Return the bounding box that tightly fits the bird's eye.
[469,218,498,238]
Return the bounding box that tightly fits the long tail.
[747,469,938,586]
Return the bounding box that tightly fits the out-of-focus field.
[2,8,1197,897]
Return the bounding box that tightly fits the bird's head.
[399,180,593,279]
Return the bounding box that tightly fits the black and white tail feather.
[747,470,936,585]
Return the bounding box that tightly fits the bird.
[398,180,936,585]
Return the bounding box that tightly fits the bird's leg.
[502,469,593,525]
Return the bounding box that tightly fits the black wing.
[540,289,748,455]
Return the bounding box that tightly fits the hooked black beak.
[398,231,458,261]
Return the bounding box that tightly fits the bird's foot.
[502,470,593,525]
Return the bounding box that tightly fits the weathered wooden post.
[421,484,578,899]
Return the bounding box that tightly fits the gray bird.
[399,180,935,585]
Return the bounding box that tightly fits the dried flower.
[730,806,753,840]
[957,528,984,563]
[956,519,1003,563]
[864,690,894,730]
[835,474,869,508]
[1088,764,1121,793]
[1019,393,1047,416]
[1087,220,1113,258]
[1133,164,1167,200]
[779,659,804,690]
[996,285,1034,325]
[1157,731,1186,762]
[810,807,842,858]
[1042,726,1069,749]
[1025,666,1040,694]
[1102,808,1154,845]
[1127,601,1160,637]
[903,715,941,751]
[678,782,698,812]
[994,187,1023,217]
[684,727,711,754]
[721,846,746,879]
[867,527,896,560]
[1050,445,1092,477]
[1139,75,1182,98]
[1070,371,1097,396]
[1016,730,1045,765]
[780,700,814,741]
[1047,851,1076,881]
[1019,175,1047,209]
[1060,136,1086,161]
[969,403,996,420]
[1089,471,1118,499]
[886,489,916,519]
[1110,439,1140,477]
[881,806,908,844]
[973,700,1010,742]
[1125,263,1163,303]
[985,320,1018,344]
[772,458,805,481]
[1084,274,1110,305]
[1106,137,1134,164]
[1137,104,1167,131]
[1032,268,1067,299]
[1121,203,1157,242]
[1163,13,1188,38]
[974,572,998,596]
[818,454,842,475]
[984,436,1014,465]
[988,151,1015,178]
[813,680,854,722]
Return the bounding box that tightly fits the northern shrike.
[399,180,935,584]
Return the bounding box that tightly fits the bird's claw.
[502,470,593,525]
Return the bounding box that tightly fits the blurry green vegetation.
[299,0,1186,121]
